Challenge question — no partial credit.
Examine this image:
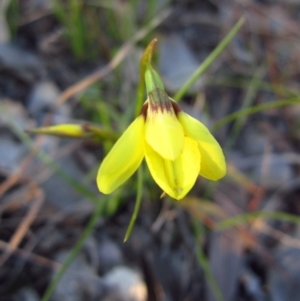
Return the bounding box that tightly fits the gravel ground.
[1,1,300,301]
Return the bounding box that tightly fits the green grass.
[51,0,169,60]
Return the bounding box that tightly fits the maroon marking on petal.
[170,100,182,116]
[148,88,173,113]
[140,102,148,118]
[82,123,90,132]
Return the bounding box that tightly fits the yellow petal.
[145,102,184,160]
[145,137,200,200]
[97,116,145,194]
[178,112,226,181]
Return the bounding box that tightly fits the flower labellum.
[97,65,226,200]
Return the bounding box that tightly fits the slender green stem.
[0,102,99,203]
[212,97,300,132]
[224,64,266,151]
[124,166,143,242]
[216,211,300,230]
[173,17,245,102]
[135,39,158,116]
[206,78,298,97]
[41,198,105,301]
[193,219,224,301]
[135,77,146,117]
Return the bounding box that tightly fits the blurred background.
[1,0,300,300]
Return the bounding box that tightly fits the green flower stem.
[216,211,300,231]
[206,78,298,97]
[0,102,99,204]
[193,219,224,301]
[224,64,266,151]
[135,76,146,117]
[173,17,245,102]
[212,97,300,132]
[41,197,105,301]
[124,165,143,242]
[135,39,158,116]
[84,124,119,141]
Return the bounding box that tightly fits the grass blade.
[173,17,245,102]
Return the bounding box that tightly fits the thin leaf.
[212,97,300,132]
[124,165,143,241]
[41,196,105,301]
[173,17,245,102]
[216,211,300,230]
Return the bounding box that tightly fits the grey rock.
[98,239,124,274]
[103,266,147,301]
[252,154,293,189]
[12,287,40,301]
[269,247,300,301]
[0,99,35,131]
[239,125,270,156]
[27,81,71,125]
[21,0,52,14]
[0,100,32,173]
[0,43,45,83]
[0,0,11,43]
[27,81,60,114]
[51,251,106,301]
[240,267,266,301]
[28,139,95,210]
[231,152,293,189]
[159,34,204,93]
[0,129,27,172]
[230,35,254,64]
[206,229,243,301]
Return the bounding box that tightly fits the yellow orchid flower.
[97,65,226,200]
